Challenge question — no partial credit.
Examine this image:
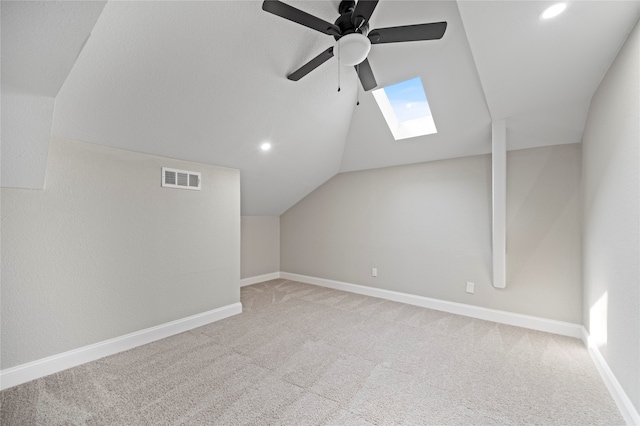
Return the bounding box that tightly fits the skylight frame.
[372,77,438,141]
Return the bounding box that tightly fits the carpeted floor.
[1,279,624,425]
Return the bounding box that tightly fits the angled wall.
[1,1,106,189]
[582,18,640,414]
[1,138,240,369]
[241,216,280,279]
[281,144,582,323]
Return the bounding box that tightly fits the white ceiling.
[340,0,492,172]
[1,0,106,97]
[3,1,639,215]
[458,0,639,151]
[1,0,106,188]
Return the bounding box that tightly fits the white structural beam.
[492,119,506,288]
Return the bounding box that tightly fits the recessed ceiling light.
[540,3,567,19]
[260,142,271,151]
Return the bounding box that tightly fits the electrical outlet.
[372,268,377,277]
[466,282,475,294]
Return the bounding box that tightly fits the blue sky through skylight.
[372,76,437,140]
[383,77,432,122]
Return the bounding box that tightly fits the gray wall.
[281,144,582,323]
[241,216,280,279]
[582,18,639,412]
[1,138,240,369]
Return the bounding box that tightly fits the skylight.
[372,77,437,140]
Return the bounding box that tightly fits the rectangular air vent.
[162,167,201,190]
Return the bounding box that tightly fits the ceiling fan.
[262,0,447,91]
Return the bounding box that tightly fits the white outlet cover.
[466,282,475,294]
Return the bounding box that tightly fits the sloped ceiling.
[340,0,491,172]
[52,1,355,215]
[458,0,640,151]
[1,0,106,97]
[3,1,640,215]
[1,0,106,188]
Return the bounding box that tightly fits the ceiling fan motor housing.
[334,0,369,39]
[338,0,355,15]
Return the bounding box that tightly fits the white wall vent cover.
[162,167,201,190]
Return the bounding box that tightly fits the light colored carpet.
[1,279,624,425]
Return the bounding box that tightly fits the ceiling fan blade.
[369,22,447,44]
[356,58,377,91]
[352,0,379,28]
[262,1,341,36]
[287,47,335,81]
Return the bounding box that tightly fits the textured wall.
[506,144,582,322]
[0,90,54,189]
[1,138,240,369]
[582,19,640,413]
[241,216,280,279]
[281,144,582,323]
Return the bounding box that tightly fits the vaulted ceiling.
[2,1,639,215]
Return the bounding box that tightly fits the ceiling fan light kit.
[262,0,447,91]
[337,33,372,66]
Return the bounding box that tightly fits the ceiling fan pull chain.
[356,64,360,105]
[337,43,341,92]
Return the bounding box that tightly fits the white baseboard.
[280,272,638,423]
[7,274,636,425]
[581,328,640,426]
[240,272,281,287]
[280,272,583,338]
[0,302,242,391]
